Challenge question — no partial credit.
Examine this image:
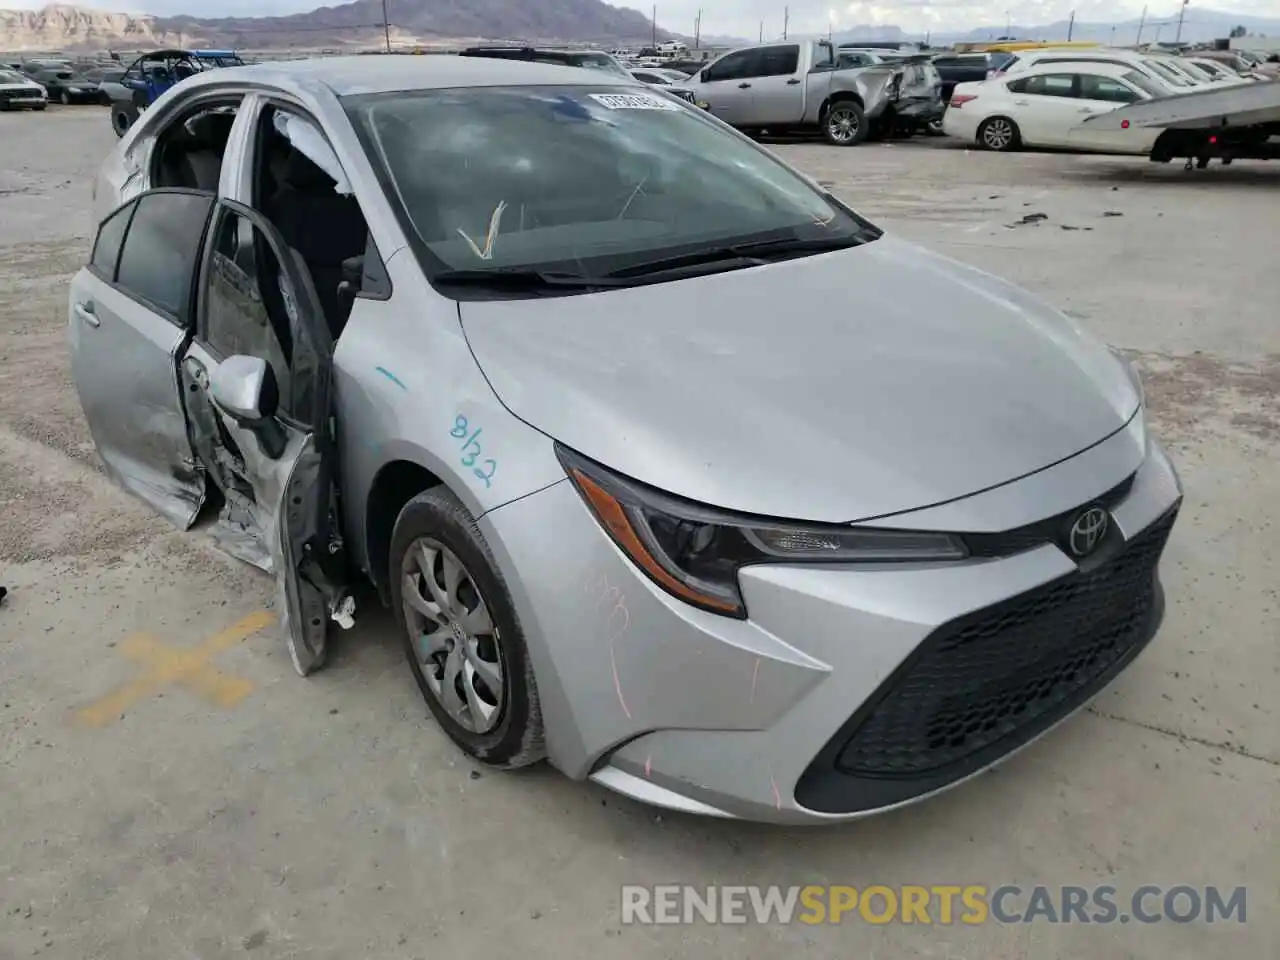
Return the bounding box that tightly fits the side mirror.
[210,354,277,423]
[210,355,288,458]
[698,70,708,82]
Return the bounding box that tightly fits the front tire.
[977,115,1020,152]
[823,100,867,146]
[390,487,545,769]
[59,90,71,105]
[110,101,137,137]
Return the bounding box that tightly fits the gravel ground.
[0,106,1276,960]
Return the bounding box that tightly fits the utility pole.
[1005,10,1011,36]
[1175,0,1189,43]
[694,8,701,48]
[651,4,657,48]
[783,6,789,40]
[381,0,391,53]
[759,21,763,42]
[1136,4,1147,44]
[1110,25,1117,46]
[1067,10,1075,41]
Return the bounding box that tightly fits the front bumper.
[481,429,1181,824]
[0,92,46,109]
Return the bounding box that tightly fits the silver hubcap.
[401,538,505,734]
[983,119,1013,149]
[829,108,860,143]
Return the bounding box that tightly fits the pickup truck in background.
[673,39,944,145]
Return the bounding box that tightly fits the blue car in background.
[102,49,246,137]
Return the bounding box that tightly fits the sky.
[7,1,1280,39]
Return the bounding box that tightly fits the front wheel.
[59,90,71,105]
[110,101,137,137]
[823,101,867,146]
[390,487,545,769]
[977,115,1020,152]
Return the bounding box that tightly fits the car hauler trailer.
[1079,79,1280,168]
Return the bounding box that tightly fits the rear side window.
[115,190,215,324]
[1020,74,1077,98]
[90,199,136,279]
[757,45,800,77]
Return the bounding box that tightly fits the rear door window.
[90,199,137,280]
[114,190,215,325]
[755,45,800,77]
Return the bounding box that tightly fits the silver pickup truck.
[674,39,943,145]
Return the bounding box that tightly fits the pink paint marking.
[644,755,652,778]
[607,595,632,720]
[749,656,762,705]
[770,774,783,811]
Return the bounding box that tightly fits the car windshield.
[1144,58,1190,86]
[0,69,24,83]
[346,85,871,289]
[1123,69,1168,98]
[570,53,628,76]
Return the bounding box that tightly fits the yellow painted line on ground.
[75,610,276,728]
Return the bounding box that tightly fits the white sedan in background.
[943,62,1167,154]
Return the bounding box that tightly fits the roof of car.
[1016,60,1147,78]
[198,54,635,95]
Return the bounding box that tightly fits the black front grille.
[962,471,1135,558]
[834,507,1177,778]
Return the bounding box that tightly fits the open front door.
[181,198,351,675]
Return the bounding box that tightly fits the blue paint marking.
[375,366,407,391]
[451,414,498,488]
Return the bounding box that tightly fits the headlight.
[558,444,968,619]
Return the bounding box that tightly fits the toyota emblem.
[1068,507,1110,557]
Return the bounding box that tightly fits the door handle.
[738,82,751,89]
[1013,99,1029,105]
[786,78,801,85]
[73,301,99,327]
[1079,106,1098,113]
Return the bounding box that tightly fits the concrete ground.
[1,107,1276,960]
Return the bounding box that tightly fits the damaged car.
[75,56,1181,824]
[672,39,943,144]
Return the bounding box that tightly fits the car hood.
[0,80,41,91]
[458,235,1139,523]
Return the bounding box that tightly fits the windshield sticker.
[588,92,680,112]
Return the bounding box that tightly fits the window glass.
[115,191,213,322]
[1123,70,1167,98]
[346,84,871,288]
[704,50,757,82]
[202,211,296,417]
[90,199,136,279]
[1080,75,1139,103]
[1023,74,1076,97]
[757,45,799,77]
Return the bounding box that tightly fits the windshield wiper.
[602,232,868,280]
[433,268,633,290]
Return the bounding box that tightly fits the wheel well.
[365,460,443,599]
[820,92,864,121]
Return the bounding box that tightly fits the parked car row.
[0,56,127,107]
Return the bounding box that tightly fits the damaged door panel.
[186,198,353,674]
[67,189,215,529]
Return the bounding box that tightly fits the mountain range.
[1,2,1276,53]
[0,1,670,51]
[831,9,1280,47]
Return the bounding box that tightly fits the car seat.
[264,147,368,338]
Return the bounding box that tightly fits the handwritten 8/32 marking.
[450,415,498,488]
[586,571,632,719]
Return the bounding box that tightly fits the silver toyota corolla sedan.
[73,56,1181,823]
